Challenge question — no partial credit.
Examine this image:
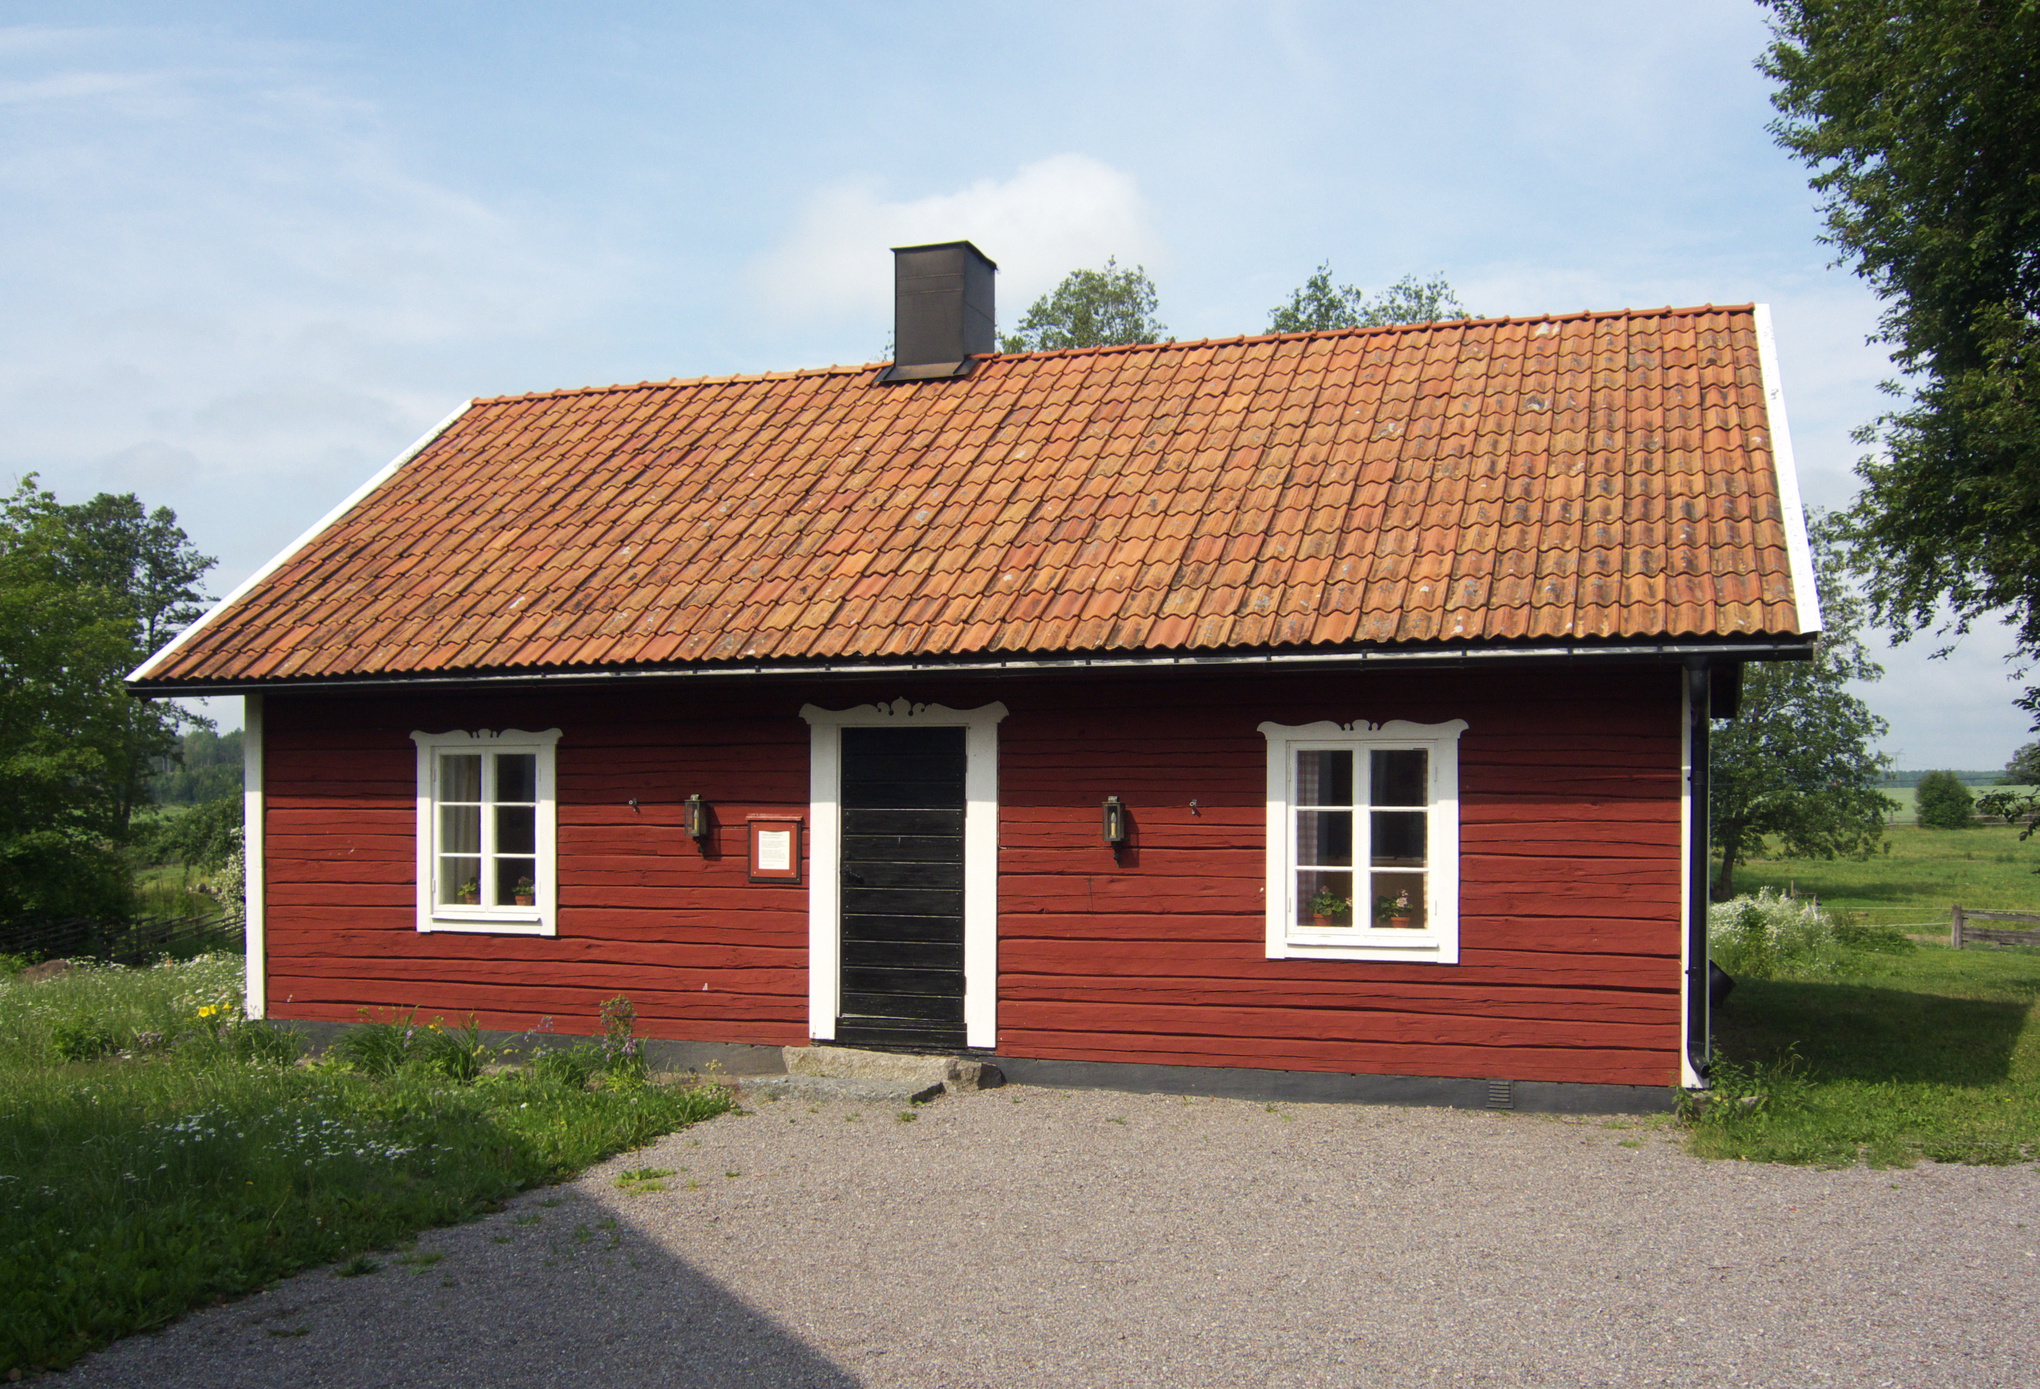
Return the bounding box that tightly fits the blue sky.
[3,1,2029,766]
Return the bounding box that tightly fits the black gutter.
[1685,659,1713,1085]
[130,636,1815,698]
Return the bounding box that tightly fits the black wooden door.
[836,726,967,1049]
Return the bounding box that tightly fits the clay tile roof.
[133,305,1815,687]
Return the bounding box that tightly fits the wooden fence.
[0,912,242,967]
[1950,906,2040,949]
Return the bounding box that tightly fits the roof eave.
[126,634,1817,699]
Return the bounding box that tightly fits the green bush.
[1915,769,1977,829]
[1708,890,1914,980]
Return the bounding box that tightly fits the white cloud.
[751,154,1162,325]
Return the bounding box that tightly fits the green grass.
[1694,942,2040,1166]
[1722,823,2040,931]
[0,956,735,1376]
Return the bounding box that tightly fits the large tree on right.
[1760,1,2040,719]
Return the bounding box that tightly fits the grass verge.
[0,956,734,1376]
[1693,943,2040,1166]
[1721,823,2040,931]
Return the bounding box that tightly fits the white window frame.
[1261,719,1466,964]
[410,728,562,936]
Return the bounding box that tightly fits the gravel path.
[71,1085,2040,1388]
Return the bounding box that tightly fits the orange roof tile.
[135,305,1813,687]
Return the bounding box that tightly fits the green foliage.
[0,953,244,1069]
[1692,943,2040,1165]
[1267,264,1472,332]
[134,796,243,875]
[2004,741,2040,785]
[1914,769,1977,828]
[1710,515,1896,895]
[149,729,243,806]
[0,963,734,1374]
[1708,889,1914,980]
[1759,2,2040,721]
[1000,258,1166,353]
[0,477,215,917]
[1976,784,2040,855]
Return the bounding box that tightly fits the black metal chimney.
[879,240,997,382]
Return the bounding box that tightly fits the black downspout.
[1685,659,1711,1085]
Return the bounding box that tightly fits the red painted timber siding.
[259,665,1684,1086]
[262,690,815,1045]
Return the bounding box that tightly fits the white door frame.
[800,698,1007,1049]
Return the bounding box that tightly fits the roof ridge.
[476,360,877,405]
[476,302,1761,405]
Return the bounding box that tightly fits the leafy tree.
[0,477,214,916]
[151,728,244,806]
[136,796,243,875]
[1268,265,1472,332]
[1000,258,1167,353]
[1759,2,2040,722]
[2002,741,2040,785]
[1914,769,1976,827]
[1710,515,1896,897]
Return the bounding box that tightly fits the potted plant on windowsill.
[1373,889,1416,929]
[457,877,480,907]
[513,876,535,908]
[1307,887,1352,927]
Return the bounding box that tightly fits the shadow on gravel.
[1717,978,2029,1085]
[76,1184,860,1389]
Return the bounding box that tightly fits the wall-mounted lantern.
[684,794,711,842]
[1102,795,1128,846]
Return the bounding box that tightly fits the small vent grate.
[1486,1078,1515,1110]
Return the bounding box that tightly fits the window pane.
[1295,809,1352,867]
[440,804,480,854]
[496,804,536,855]
[1295,750,1352,806]
[440,753,481,802]
[1296,870,1355,927]
[495,752,537,804]
[496,857,537,903]
[1371,810,1427,866]
[1369,871,1426,928]
[440,856,481,905]
[1370,749,1427,807]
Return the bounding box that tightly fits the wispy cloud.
[0,24,626,579]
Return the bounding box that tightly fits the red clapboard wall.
[259,663,1684,1086]
[262,689,817,1045]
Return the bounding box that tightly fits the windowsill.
[421,912,553,936]
[1273,928,1454,962]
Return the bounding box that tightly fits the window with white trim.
[1260,719,1465,963]
[410,729,561,935]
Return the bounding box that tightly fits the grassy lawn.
[0,955,734,1377]
[1723,823,2040,932]
[1695,942,2040,1166]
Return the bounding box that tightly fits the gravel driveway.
[70,1084,2040,1388]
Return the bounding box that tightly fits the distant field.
[1724,823,2040,933]
[1876,783,2034,825]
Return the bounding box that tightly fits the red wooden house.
[130,242,1818,1109]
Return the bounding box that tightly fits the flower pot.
[1388,915,1415,929]
[458,891,478,906]
[1311,912,1334,927]
[514,894,535,907]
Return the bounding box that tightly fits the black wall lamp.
[684,794,711,842]
[1101,795,1128,846]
